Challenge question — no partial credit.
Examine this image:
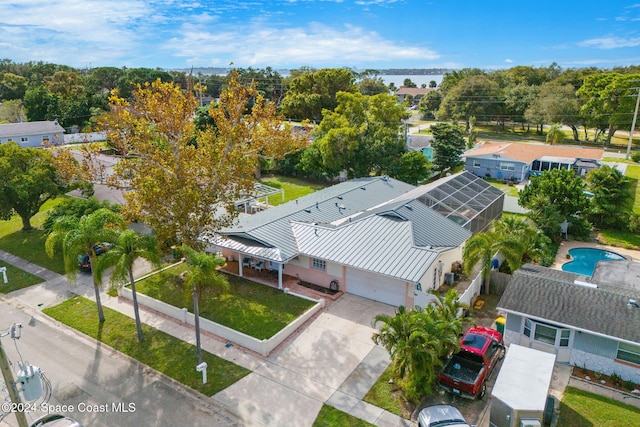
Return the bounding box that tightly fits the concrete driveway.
[213,294,396,427]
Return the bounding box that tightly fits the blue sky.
[1,0,639,71]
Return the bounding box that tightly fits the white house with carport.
[498,262,640,384]
[0,120,65,147]
[207,171,504,307]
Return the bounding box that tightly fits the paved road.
[0,299,240,427]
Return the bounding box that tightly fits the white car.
[417,405,474,427]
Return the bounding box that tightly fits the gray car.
[417,405,474,427]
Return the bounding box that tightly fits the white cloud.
[504,58,513,63]
[165,22,439,67]
[579,36,640,49]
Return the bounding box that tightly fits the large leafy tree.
[0,142,70,230]
[429,123,467,173]
[279,68,356,122]
[585,165,631,229]
[300,91,409,179]
[100,72,306,248]
[43,196,120,234]
[372,290,469,401]
[578,73,640,145]
[180,246,229,364]
[96,230,161,342]
[356,70,388,96]
[518,168,590,230]
[437,75,502,129]
[45,209,126,323]
[492,216,553,266]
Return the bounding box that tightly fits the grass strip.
[557,386,640,427]
[43,296,250,396]
[312,404,376,427]
[0,261,44,293]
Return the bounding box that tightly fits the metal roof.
[291,215,441,282]
[213,176,416,261]
[0,120,65,138]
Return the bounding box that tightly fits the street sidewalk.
[0,249,411,426]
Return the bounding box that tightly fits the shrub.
[43,197,120,234]
[611,372,622,386]
[628,213,640,234]
[631,152,640,163]
[625,380,636,391]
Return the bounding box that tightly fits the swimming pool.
[562,247,625,276]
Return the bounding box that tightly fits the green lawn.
[557,386,640,427]
[0,261,44,293]
[362,365,411,419]
[261,175,327,206]
[133,264,316,339]
[484,178,520,197]
[43,296,250,396]
[625,163,640,214]
[0,197,68,274]
[312,405,375,427]
[597,230,640,250]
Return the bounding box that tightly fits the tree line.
[420,63,640,146]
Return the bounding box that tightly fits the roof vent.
[337,196,343,200]
[573,280,597,289]
[628,299,639,308]
[361,187,366,190]
[339,204,346,210]
[404,205,413,211]
[304,208,311,213]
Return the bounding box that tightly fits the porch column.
[278,263,283,290]
[238,252,244,277]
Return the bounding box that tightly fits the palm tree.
[545,123,566,145]
[45,209,125,322]
[181,246,229,364]
[493,216,552,265]
[95,229,161,342]
[463,231,523,294]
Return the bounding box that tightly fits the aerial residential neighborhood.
[1,2,640,427]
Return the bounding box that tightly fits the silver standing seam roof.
[211,172,495,281]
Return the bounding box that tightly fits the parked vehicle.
[438,326,504,399]
[418,405,474,427]
[77,242,113,272]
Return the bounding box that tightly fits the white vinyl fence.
[120,262,324,356]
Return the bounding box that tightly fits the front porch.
[220,260,343,302]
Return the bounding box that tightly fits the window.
[20,137,29,144]
[617,342,640,365]
[311,258,325,270]
[500,162,515,171]
[524,319,532,337]
[473,160,481,168]
[42,136,50,144]
[534,323,557,345]
[560,330,570,347]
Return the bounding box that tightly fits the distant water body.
[381,75,444,88]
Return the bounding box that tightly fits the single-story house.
[463,142,604,182]
[0,120,65,148]
[206,171,504,307]
[498,263,640,383]
[395,87,434,105]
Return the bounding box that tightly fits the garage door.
[346,268,406,306]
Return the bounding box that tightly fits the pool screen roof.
[414,172,504,230]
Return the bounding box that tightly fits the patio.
[220,260,343,302]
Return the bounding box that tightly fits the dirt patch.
[468,293,502,329]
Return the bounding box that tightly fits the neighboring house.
[207,171,504,307]
[395,87,433,105]
[498,262,640,383]
[463,142,604,182]
[406,134,434,161]
[0,120,65,148]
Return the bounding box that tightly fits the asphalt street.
[0,299,240,427]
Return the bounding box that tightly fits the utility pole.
[626,84,640,161]
[0,331,29,427]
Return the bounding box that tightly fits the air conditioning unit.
[520,419,541,427]
[444,272,455,285]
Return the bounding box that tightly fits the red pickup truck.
[438,326,504,399]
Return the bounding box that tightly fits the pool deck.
[551,240,640,271]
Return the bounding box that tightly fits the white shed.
[490,344,556,427]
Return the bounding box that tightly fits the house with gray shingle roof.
[0,120,65,148]
[498,263,640,383]
[207,171,503,307]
